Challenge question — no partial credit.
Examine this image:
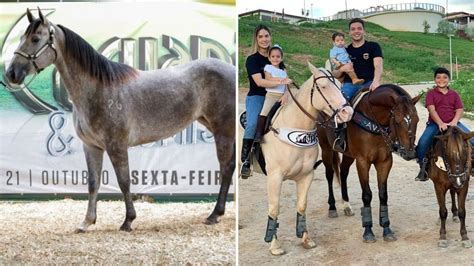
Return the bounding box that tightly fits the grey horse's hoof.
[119,224,133,232]
[462,240,472,248]
[438,239,448,248]
[74,228,86,234]
[344,206,354,216]
[453,216,460,223]
[204,213,220,225]
[328,210,338,218]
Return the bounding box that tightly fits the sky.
[238,0,474,18]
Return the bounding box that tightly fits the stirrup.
[332,137,346,153]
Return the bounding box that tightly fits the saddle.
[328,88,388,153]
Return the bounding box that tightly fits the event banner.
[0,1,235,195]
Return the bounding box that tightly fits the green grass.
[239,17,474,111]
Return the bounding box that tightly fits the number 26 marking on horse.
[108,99,123,111]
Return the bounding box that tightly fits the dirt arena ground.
[0,200,235,264]
[238,84,474,264]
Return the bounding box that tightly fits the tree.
[437,20,456,35]
[422,20,430,34]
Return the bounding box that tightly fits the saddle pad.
[272,127,318,148]
[351,89,370,109]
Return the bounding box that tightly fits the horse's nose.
[6,66,25,85]
[6,67,15,83]
[337,106,354,123]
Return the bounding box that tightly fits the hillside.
[238,17,474,87]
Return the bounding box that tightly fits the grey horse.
[5,8,235,232]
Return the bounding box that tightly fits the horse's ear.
[463,131,474,141]
[37,7,47,24]
[412,93,423,104]
[307,61,320,76]
[26,8,35,23]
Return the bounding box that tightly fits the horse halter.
[14,25,57,74]
[311,69,351,128]
[439,138,470,189]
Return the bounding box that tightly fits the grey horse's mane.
[57,24,138,85]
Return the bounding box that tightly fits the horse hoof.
[462,240,472,248]
[119,225,133,232]
[204,215,219,225]
[453,216,460,223]
[343,206,354,216]
[438,240,448,248]
[328,210,338,218]
[363,234,376,243]
[302,239,317,249]
[383,234,397,242]
[75,228,86,234]
[302,232,317,249]
[270,247,285,256]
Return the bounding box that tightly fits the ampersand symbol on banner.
[46,111,74,156]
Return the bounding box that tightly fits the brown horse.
[317,84,420,242]
[428,126,474,248]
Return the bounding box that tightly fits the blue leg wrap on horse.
[361,207,373,227]
[379,205,390,227]
[296,212,307,238]
[264,216,279,243]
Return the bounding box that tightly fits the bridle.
[287,69,350,128]
[367,94,417,156]
[3,25,58,93]
[439,133,470,189]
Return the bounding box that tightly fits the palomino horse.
[5,9,235,231]
[252,63,353,255]
[428,126,474,248]
[317,85,420,242]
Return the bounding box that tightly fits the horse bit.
[2,25,57,92]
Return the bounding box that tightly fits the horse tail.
[333,152,341,186]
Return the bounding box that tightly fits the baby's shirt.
[330,46,350,64]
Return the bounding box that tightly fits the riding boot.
[254,115,267,143]
[240,138,254,179]
[347,71,365,85]
[332,123,347,153]
[415,157,429,181]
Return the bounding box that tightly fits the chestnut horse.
[428,126,474,248]
[317,85,420,242]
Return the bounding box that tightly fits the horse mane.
[57,24,138,85]
[447,127,465,162]
[379,84,411,98]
